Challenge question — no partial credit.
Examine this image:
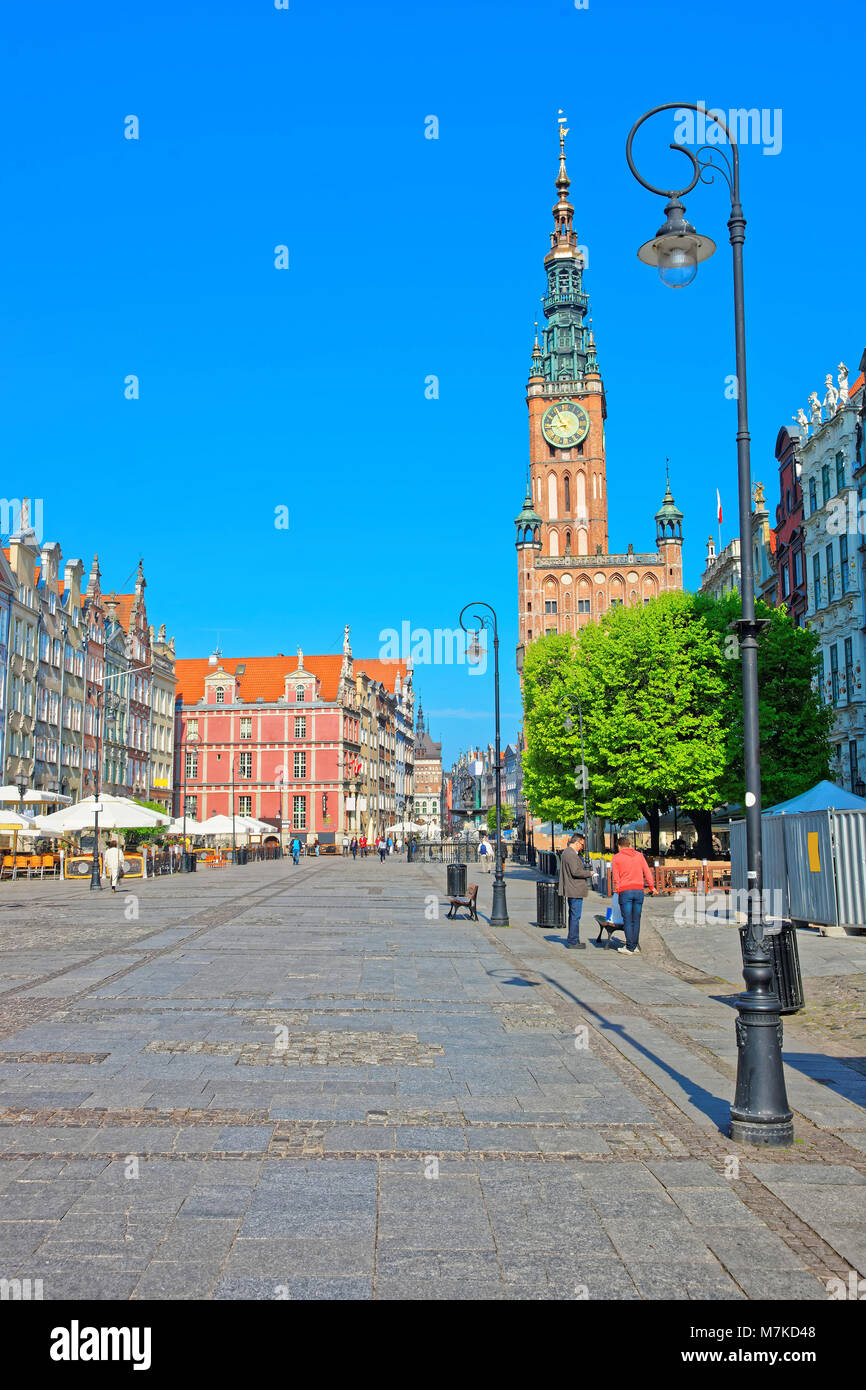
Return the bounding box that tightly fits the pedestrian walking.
[378,836,387,863]
[557,832,592,948]
[291,837,301,865]
[359,835,368,858]
[102,840,125,893]
[479,835,493,872]
[350,837,358,860]
[611,834,656,955]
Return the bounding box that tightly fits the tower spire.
[540,112,590,384]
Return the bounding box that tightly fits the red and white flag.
[716,489,723,525]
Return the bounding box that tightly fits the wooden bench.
[446,884,478,921]
[594,913,626,947]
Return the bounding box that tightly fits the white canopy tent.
[197,814,249,839]
[166,817,206,837]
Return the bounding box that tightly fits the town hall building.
[516,120,685,657]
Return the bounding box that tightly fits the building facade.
[516,122,684,660]
[699,485,776,606]
[800,361,866,791]
[173,629,412,844]
[1,507,176,806]
[773,425,807,625]
[413,703,443,836]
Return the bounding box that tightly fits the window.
[793,549,804,586]
[830,644,839,705]
[239,751,252,777]
[850,741,859,792]
[610,598,623,608]
[240,717,252,740]
[809,478,817,513]
[215,686,224,703]
[185,752,198,779]
[781,564,790,598]
[821,465,831,506]
[294,716,306,738]
[826,544,835,601]
[544,599,558,614]
[845,637,854,704]
[812,553,821,608]
[238,795,252,817]
[840,535,848,593]
[187,718,198,738]
[836,451,845,492]
[296,685,306,702]
[563,475,570,513]
[785,488,791,514]
[184,795,197,819]
[576,599,591,614]
[48,592,56,614]
[292,795,306,830]
[294,751,307,778]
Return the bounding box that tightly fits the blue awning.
[763,779,866,816]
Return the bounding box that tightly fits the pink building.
[174,633,412,845]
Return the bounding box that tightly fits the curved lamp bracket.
[626,103,740,203]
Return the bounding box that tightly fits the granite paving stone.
[0,858,862,1299]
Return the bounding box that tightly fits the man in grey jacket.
[557,833,592,949]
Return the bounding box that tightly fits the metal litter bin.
[536,880,564,929]
[447,863,467,898]
[738,922,805,1015]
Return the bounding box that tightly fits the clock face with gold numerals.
[541,399,590,449]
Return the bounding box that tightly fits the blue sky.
[2,0,863,765]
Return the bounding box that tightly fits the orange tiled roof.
[175,654,409,705]
[104,594,136,631]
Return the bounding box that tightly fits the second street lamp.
[626,103,792,1146]
[459,602,508,927]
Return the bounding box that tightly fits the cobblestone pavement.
[0,858,864,1300]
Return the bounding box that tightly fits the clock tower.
[517,118,683,655]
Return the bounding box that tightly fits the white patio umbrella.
[0,785,71,805]
[0,810,41,833]
[37,795,171,833]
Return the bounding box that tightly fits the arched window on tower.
[592,475,597,500]
[577,529,588,556]
[549,531,560,557]
[548,474,558,520]
[564,475,571,513]
[576,472,586,516]
[565,531,572,555]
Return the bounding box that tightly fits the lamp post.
[459,602,508,926]
[626,103,792,1146]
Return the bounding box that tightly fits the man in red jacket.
[611,834,656,955]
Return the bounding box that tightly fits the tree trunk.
[688,808,715,860]
[641,804,661,857]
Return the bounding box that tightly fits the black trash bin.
[447,863,467,898]
[738,923,805,1014]
[536,880,564,929]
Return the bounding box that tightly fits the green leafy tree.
[486,804,514,835]
[575,592,728,853]
[694,591,833,809]
[522,597,727,852]
[124,799,170,849]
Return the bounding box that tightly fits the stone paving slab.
[0,858,863,1300]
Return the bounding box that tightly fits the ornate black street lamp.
[459,602,508,926]
[626,103,792,1146]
